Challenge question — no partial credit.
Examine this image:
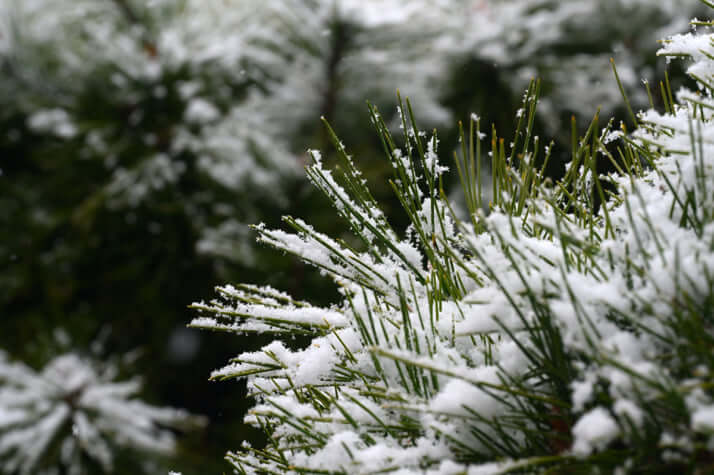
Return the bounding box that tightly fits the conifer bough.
[0,350,206,475]
[192,6,714,474]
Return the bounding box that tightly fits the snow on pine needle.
[0,350,206,475]
[192,11,714,475]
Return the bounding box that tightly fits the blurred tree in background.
[0,0,705,473]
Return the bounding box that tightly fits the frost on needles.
[191,9,714,475]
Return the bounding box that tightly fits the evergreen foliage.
[2,0,712,473]
[0,346,206,474]
[194,5,714,473]
[437,0,703,129]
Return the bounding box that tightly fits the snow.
[0,350,206,474]
[203,13,714,464]
[7,0,708,471]
[613,399,645,428]
[3,0,704,276]
[27,109,77,138]
[692,405,714,433]
[571,407,620,456]
[571,374,597,412]
[184,98,220,123]
[204,56,714,463]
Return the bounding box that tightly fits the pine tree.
[3,1,713,473]
[437,0,706,138]
[194,5,714,473]
[0,346,206,475]
[0,0,300,269]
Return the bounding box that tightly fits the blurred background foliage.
[0,0,706,472]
